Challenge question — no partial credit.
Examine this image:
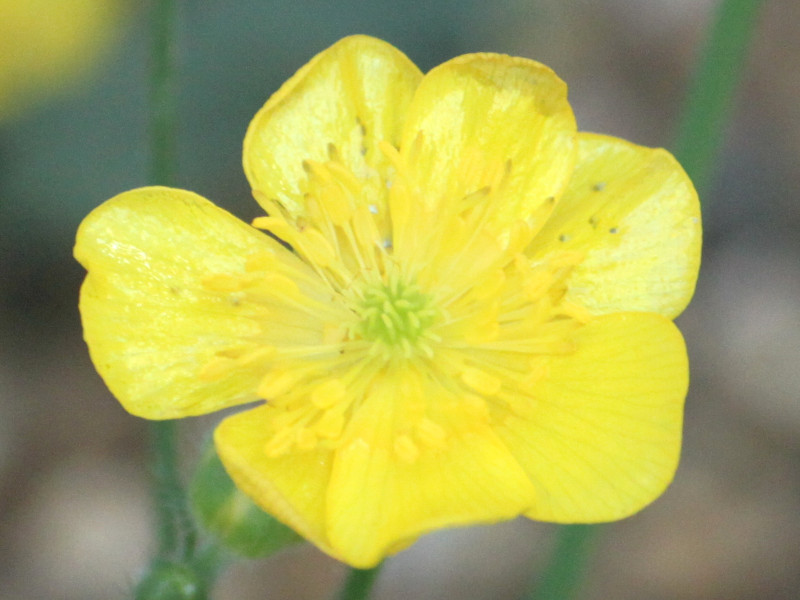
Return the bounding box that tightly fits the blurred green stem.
[525,1,763,599]
[336,565,384,600]
[527,525,597,600]
[150,0,177,187]
[150,420,196,560]
[673,0,764,197]
[148,0,196,567]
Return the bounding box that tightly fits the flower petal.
[325,372,535,567]
[75,187,320,418]
[214,405,336,557]
[494,313,687,522]
[243,35,422,219]
[398,53,576,240]
[527,133,701,318]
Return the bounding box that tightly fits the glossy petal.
[75,187,321,418]
[217,370,536,568]
[326,372,535,567]
[243,35,422,219]
[494,313,687,522]
[76,36,701,568]
[398,53,577,239]
[215,405,337,557]
[527,133,701,318]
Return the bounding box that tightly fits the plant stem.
[148,0,195,563]
[150,0,178,187]
[524,1,763,599]
[150,420,196,559]
[526,525,597,600]
[672,0,764,197]
[336,565,384,600]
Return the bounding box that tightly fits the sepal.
[190,440,303,558]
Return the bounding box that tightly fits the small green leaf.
[135,560,204,600]
[190,440,303,558]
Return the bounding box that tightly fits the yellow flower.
[0,0,124,121]
[75,36,701,567]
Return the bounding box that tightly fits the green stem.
[150,0,178,187]
[524,1,763,599]
[672,0,764,197]
[150,420,196,559]
[526,525,597,600]
[148,0,195,564]
[336,565,384,600]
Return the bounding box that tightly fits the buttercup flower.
[76,36,701,567]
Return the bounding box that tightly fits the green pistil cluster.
[358,279,438,352]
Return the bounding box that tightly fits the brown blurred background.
[1,1,799,599]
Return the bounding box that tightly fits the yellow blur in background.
[0,0,123,122]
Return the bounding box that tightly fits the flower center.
[355,278,440,359]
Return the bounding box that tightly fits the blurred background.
[1,0,798,598]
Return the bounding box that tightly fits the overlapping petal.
[243,35,422,221]
[494,313,687,522]
[216,370,536,568]
[215,405,337,556]
[397,53,576,244]
[527,133,701,318]
[326,372,535,567]
[75,187,328,418]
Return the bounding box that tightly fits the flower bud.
[190,441,302,558]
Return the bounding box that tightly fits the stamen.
[394,435,420,463]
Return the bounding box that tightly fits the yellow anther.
[524,270,554,300]
[202,273,250,292]
[258,369,298,399]
[252,216,297,241]
[304,159,332,182]
[352,205,380,247]
[377,139,402,169]
[505,221,533,253]
[197,357,233,382]
[464,319,499,345]
[323,322,347,344]
[257,273,301,298]
[296,428,317,451]
[556,301,593,324]
[315,409,345,439]
[245,251,277,272]
[417,419,447,449]
[468,269,505,302]
[264,428,294,458]
[326,161,364,195]
[299,228,337,267]
[525,359,549,387]
[462,301,500,344]
[462,394,491,421]
[394,435,420,463]
[461,366,502,396]
[313,178,353,227]
[311,379,346,409]
[239,346,277,366]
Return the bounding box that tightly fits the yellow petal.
[214,405,336,557]
[325,373,535,567]
[74,187,316,418]
[494,313,687,522]
[243,35,422,219]
[399,53,577,238]
[527,133,702,318]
